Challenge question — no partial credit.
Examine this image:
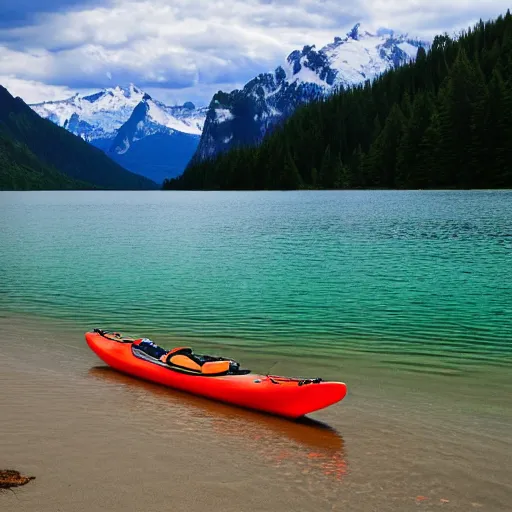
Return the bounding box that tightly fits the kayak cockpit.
[133,340,251,376]
[93,329,251,377]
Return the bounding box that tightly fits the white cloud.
[0,75,88,103]
[0,0,510,105]
[0,0,362,99]
[358,0,511,38]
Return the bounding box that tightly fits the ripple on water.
[0,190,511,375]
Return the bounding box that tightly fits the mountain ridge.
[191,23,428,163]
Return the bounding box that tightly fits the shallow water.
[1,316,511,511]
[1,190,512,510]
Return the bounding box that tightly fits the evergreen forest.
[164,11,512,190]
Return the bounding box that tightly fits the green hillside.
[165,10,512,190]
[0,85,158,190]
[0,130,96,190]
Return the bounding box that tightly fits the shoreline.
[2,310,511,416]
[1,312,512,511]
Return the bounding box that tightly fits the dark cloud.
[0,0,111,28]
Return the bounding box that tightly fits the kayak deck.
[85,330,347,419]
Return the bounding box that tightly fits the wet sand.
[1,314,512,511]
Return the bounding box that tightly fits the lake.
[1,190,511,511]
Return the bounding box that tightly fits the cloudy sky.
[0,0,509,106]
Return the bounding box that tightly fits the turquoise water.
[1,190,511,370]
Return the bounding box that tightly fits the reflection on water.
[88,366,348,482]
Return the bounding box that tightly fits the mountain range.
[30,85,207,184]
[28,23,427,184]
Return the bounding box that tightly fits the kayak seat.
[160,347,249,376]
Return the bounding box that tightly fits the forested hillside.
[0,131,95,190]
[164,11,512,190]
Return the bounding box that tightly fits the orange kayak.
[85,329,347,419]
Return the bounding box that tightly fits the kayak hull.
[85,331,347,419]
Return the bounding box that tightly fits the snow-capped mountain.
[105,93,206,183]
[30,85,207,183]
[192,23,428,162]
[108,93,204,155]
[31,84,146,141]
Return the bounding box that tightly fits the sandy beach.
[2,314,511,512]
